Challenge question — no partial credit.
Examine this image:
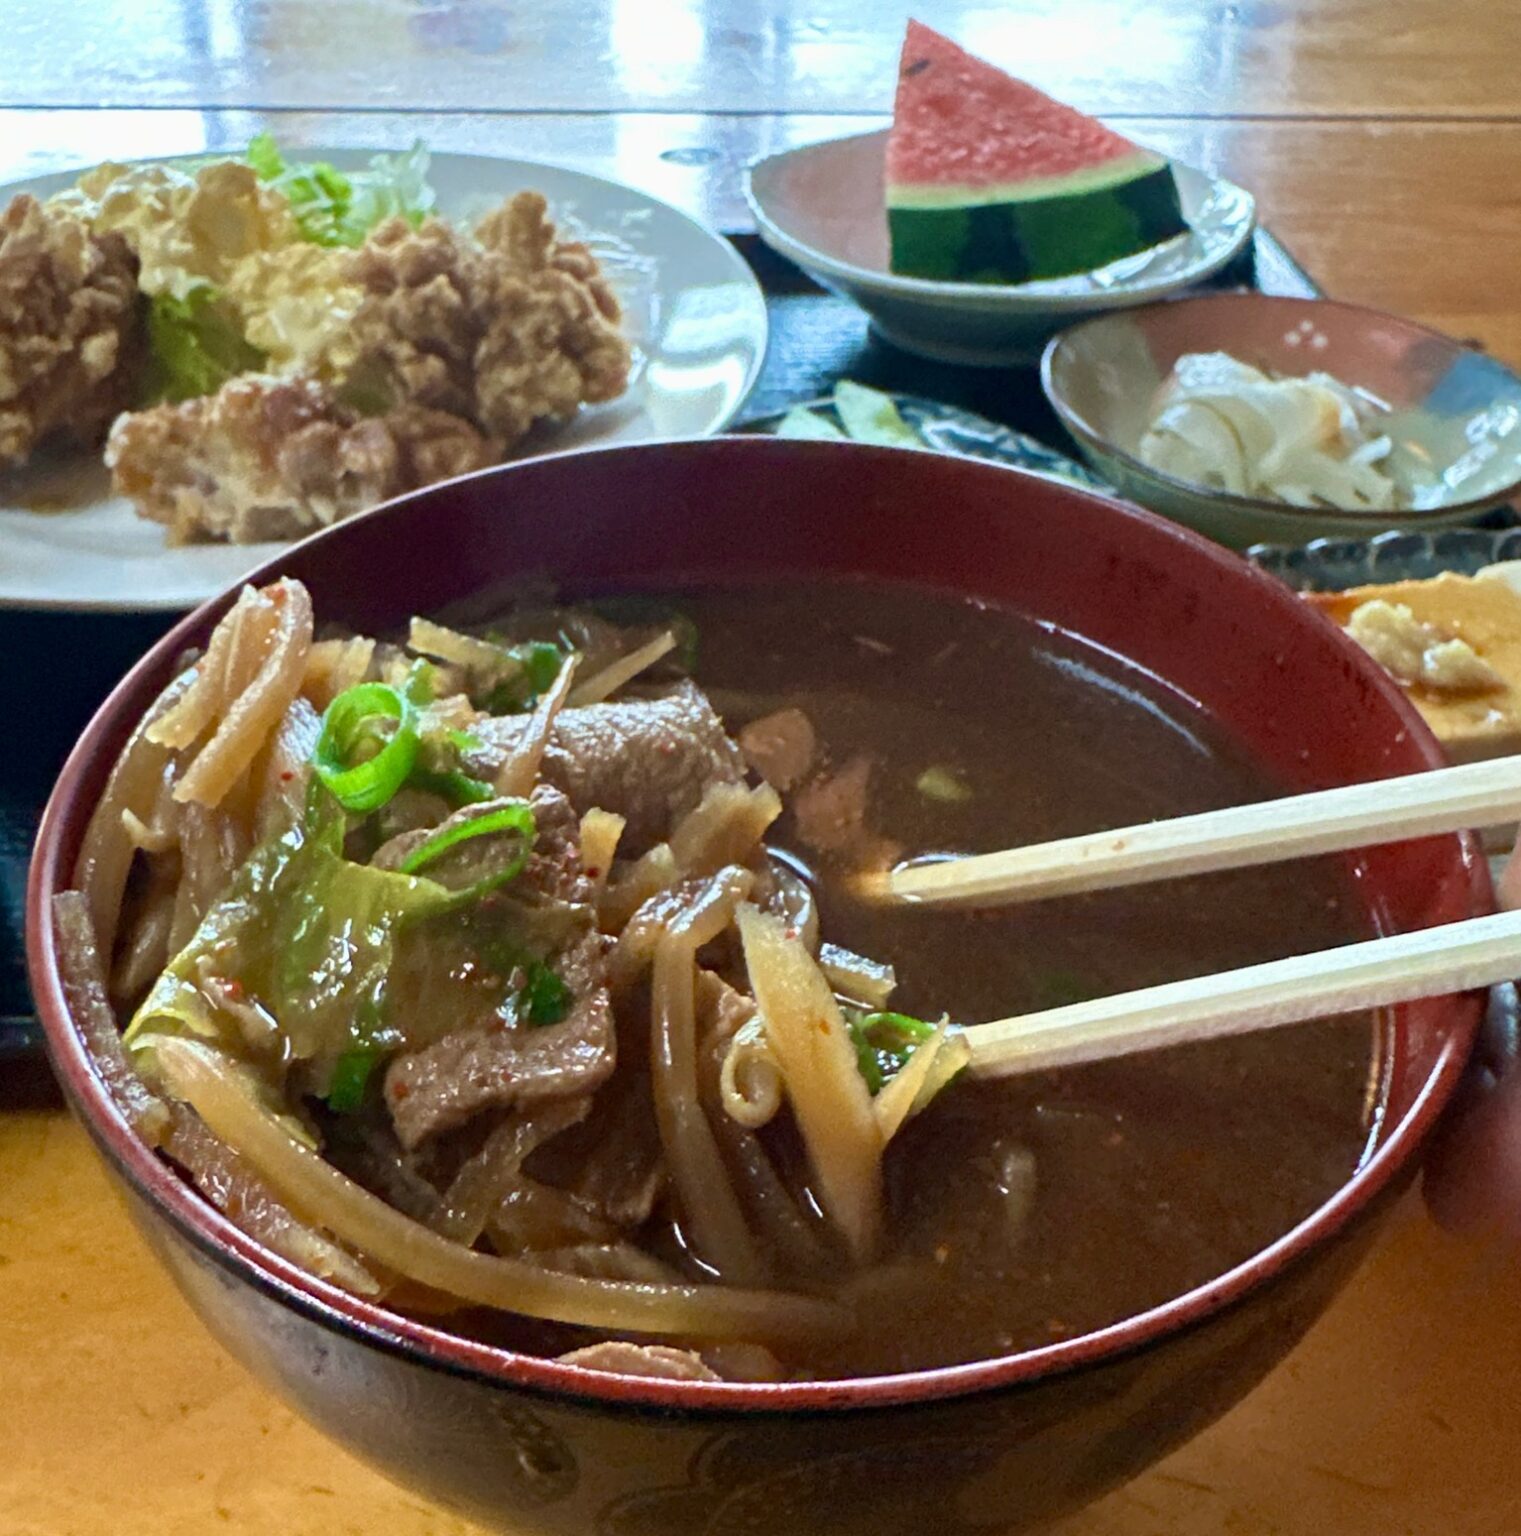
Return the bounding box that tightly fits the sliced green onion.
[407,766,496,807]
[518,641,564,695]
[404,657,436,706]
[520,961,571,1026]
[846,1010,937,1096]
[483,640,567,713]
[397,801,536,898]
[325,1045,384,1112]
[916,764,972,804]
[313,682,419,814]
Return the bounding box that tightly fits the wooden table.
[3,2,1519,1531]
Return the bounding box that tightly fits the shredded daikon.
[1138,351,1401,511]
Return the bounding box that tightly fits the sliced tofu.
[1308,572,1521,764]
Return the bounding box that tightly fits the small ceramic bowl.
[1042,292,1521,549]
[29,440,1486,1535]
[745,129,1255,366]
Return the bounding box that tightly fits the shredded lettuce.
[246,134,436,248]
[142,288,267,404]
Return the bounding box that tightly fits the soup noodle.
[57,577,1381,1381]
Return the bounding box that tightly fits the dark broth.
[671,577,1380,1378]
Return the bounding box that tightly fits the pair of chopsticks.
[855,755,1521,1078]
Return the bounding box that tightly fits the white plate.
[0,149,768,612]
[746,129,1255,367]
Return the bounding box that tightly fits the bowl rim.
[1039,291,1521,521]
[26,435,1488,1418]
[743,129,1256,311]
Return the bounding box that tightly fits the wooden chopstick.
[861,755,1521,909]
[964,907,1521,1079]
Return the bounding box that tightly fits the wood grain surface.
[3,111,1517,362]
[3,2,1519,1531]
[6,0,1520,118]
[3,1086,1517,1536]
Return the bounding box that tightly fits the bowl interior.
[30,438,1485,1410]
[1045,293,1521,511]
[747,131,1254,306]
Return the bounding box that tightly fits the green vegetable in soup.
[846,1009,938,1096]
[518,961,572,1027]
[276,829,457,1059]
[915,764,972,803]
[396,801,537,899]
[313,680,420,814]
[126,810,450,1067]
[126,777,545,1075]
[323,1038,386,1112]
[482,640,570,713]
[407,766,496,807]
[247,134,436,248]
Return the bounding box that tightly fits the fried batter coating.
[0,195,142,468]
[106,375,494,544]
[470,191,632,442]
[103,190,631,542]
[342,216,480,420]
[340,192,633,442]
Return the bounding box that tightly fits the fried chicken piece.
[105,190,631,543]
[470,192,633,443]
[106,374,493,544]
[342,216,479,421]
[338,192,632,445]
[0,194,142,468]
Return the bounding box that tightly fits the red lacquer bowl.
[28,439,1487,1535]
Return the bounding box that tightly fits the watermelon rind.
[888,157,1187,285]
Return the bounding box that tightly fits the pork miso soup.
[61,575,1382,1382]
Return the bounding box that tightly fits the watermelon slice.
[885,21,1188,284]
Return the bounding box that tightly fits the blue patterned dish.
[1247,526,1521,592]
[743,394,1106,490]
